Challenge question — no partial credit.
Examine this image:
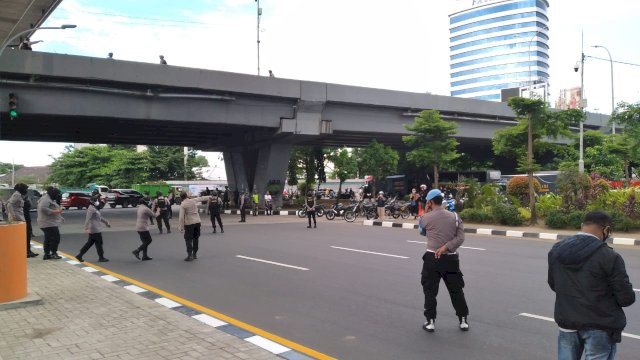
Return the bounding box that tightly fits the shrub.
[545,209,568,229]
[557,169,592,210]
[507,176,541,205]
[460,208,492,223]
[536,193,562,218]
[609,211,635,232]
[492,203,524,226]
[473,183,504,209]
[518,207,531,222]
[566,211,587,229]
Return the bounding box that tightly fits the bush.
[609,211,635,232]
[518,207,531,222]
[566,211,587,229]
[460,208,492,223]
[492,203,524,226]
[545,209,568,229]
[536,193,562,218]
[507,176,541,205]
[557,169,592,210]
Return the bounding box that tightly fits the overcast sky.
[1,0,639,168]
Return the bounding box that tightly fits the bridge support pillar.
[253,143,292,209]
[223,151,249,207]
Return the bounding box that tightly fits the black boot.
[132,250,140,260]
[184,252,193,261]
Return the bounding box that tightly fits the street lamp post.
[576,32,586,173]
[255,0,262,76]
[592,45,615,134]
[0,25,77,59]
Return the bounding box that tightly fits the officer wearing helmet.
[76,194,111,262]
[419,189,469,333]
[305,190,317,228]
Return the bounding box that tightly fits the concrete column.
[223,151,248,207]
[253,143,292,209]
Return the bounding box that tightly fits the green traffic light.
[9,109,18,119]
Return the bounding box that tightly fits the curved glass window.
[450,0,547,25]
[451,61,548,78]
[472,93,502,101]
[451,70,548,87]
[451,11,548,33]
[450,21,548,43]
[451,51,548,69]
[451,41,548,61]
[451,31,548,51]
[451,82,527,96]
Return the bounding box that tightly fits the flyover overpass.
[0,51,609,200]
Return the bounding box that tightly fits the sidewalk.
[0,248,314,360]
[363,217,640,246]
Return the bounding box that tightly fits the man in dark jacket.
[548,211,635,359]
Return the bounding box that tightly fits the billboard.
[555,87,582,110]
[520,83,548,101]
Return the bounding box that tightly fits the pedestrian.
[223,186,230,210]
[238,191,248,222]
[7,183,38,258]
[252,191,259,216]
[418,189,469,333]
[153,191,171,234]
[376,191,386,220]
[142,191,154,225]
[410,188,420,219]
[548,211,635,359]
[37,187,64,260]
[76,195,111,263]
[133,198,155,261]
[159,55,167,65]
[264,191,272,215]
[178,192,209,261]
[418,184,427,216]
[305,191,317,229]
[207,191,224,233]
[167,190,175,219]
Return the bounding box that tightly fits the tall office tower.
[449,0,550,101]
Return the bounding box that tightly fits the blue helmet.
[426,189,443,201]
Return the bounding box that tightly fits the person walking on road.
[76,195,111,263]
[153,191,171,234]
[223,186,230,210]
[418,189,469,333]
[37,187,64,260]
[239,191,248,222]
[376,191,386,220]
[7,183,38,258]
[548,211,635,360]
[207,191,224,233]
[142,191,154,225]
[178,192,209,261]
[167,190,175,219]
[305,191,317,229]
[133,198,155,261]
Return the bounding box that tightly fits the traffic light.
[8,93,18,120]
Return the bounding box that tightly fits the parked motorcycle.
[325,202,351,220]
[297,204,326,218]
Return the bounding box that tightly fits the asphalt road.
[36,207,640,360]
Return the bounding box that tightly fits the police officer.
[7,183,38,257]
[208,191,224,233]
[305,191,317,229]
[37,187,64,260]
[419,189,469,332]
[76,195,111,262]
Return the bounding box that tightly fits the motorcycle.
[297,204,326,218]
[325,202,351,220]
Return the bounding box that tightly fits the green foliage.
[15,175,37,184]
[506,176,541,205]
[288,146,328,187]
[352,140,399,185]
[403,110,459,188]
[327,148,357,184]
[556,168,592,210]
[545,209,568,229]
[0,162,23,175]
[459,208,492,223]
[518,207,531,222]
[609,211,636,232]
[265,182,283,195]
[491,203,524,226]
[536,193,562,217]
[472,183,503,209]
[566,211,587,229]
[297,181,314,197]
[458,176,481,208]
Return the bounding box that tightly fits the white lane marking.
[518,313,640,340]
[245,335,290,354]
[66,260,81,265]
[155,297,182,308]
[100,275,119,282]
[236,255,309,271]
[331,246,409,259]
[612,237,635,245]
[82,267,98,273]
[192,314,227,328]
[506,230,524,237]
[477,228,492,235]
[124,285,147,293]
[406,241,486,251]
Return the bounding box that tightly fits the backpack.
[157,198,167,210]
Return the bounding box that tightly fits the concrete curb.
[198,209,299,216]
[362,220,640,246]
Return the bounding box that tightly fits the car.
[106,189,142,208]
[117,189,143,206]
[60,191,92,210]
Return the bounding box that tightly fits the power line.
[78,10,211,25]
[586,55,640,68]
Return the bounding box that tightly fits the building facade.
[449,0,550,101]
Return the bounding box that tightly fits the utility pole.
[255,0,262,76]
[578,31,585,173]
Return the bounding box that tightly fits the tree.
[146,146,206,181]
[0,162,23,175]
[353,140,399,188]
[610,102,640,184]
[403,110,459,189]
[327,148,357,204]
[286,146,328,189]
[493,98,578,224]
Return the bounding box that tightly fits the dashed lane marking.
[330,246,409,259]
[406,240,486,251]
[236,255,310,271]
[518,313,640,340]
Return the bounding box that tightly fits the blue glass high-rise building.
[449,0,550,101]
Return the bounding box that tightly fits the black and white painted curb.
[30,242,315,360]
[362,220,640,246]
[198,209,299,216]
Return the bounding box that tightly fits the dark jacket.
[548,233,635,334]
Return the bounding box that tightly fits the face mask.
[602,226,611,241]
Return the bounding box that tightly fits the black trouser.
[41,226,60,255]
[184,223,201,255]
[156,210,170,232]
[240,207,246,221]
[136,231,153,257]
[421,252,469,320]
[265,202,272,215]
[210,213,223,230]
[167,204,173,219]
[223,199,229,210]
[78,232,105,259]
[307,210,316,226]
[25,214,34,253]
